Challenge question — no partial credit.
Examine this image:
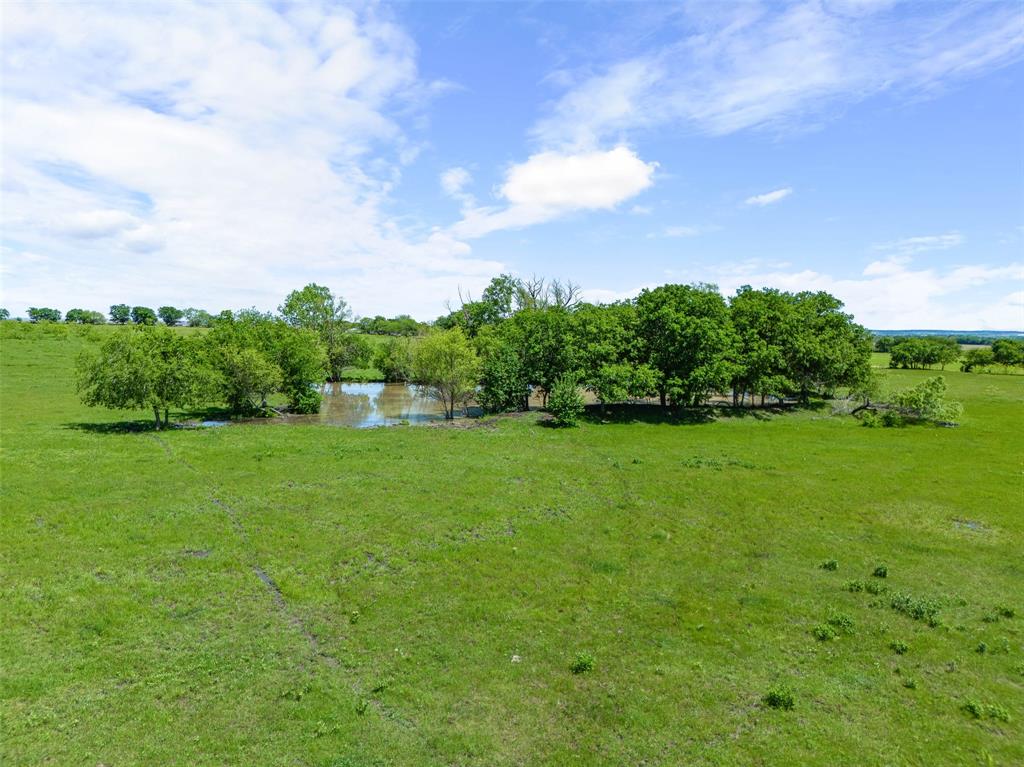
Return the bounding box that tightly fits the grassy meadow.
[1,323,1022,766]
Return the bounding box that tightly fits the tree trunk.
[659,388,667,408]
[761,393,766,407]
[153,406,162,429]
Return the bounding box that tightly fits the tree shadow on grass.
[64,406,236,435]
[579,400,828,426]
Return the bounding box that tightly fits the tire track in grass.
[148,432,418,731]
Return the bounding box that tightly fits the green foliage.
[373,337,414,383]
[77,327,210,427]
[960,348,995,372]
[411,328,480,419]
[812,624,837,641]
[356,314,424,335]
[991,338,1024,369]
[158,306,185,326]
[889,592,942,626]
[0,308,9,320]
[65,308,106,324]
[478,341,529,412]
[873,565,888,578]
[109,303,131,324]
[547,374,585,427]
[819,559,838,571]
[131,306,157,325]
[888,337,960,370]
[569,652,594,674]
[636,283,737,407]
[184,308,214,327]
[890,640,909,655]
[27,307,61,323]
[330,333,373,379]
[762,685,795,710]
[889,376,963,424]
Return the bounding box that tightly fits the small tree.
[158,306,185,326]
[330,333,373,379]
[216,345,282,414]
[131,306,157,325]
[991,339,1024,371]
[478,342,529,412]
[374,337,413,382]
[27,307,61,323]
[890,376,963,424]
[961,348,995,373]
[547,374,585,426]
[184,308,214,327]
[412,329,479,419]
[77,327,208,428]
[0,308,9,321]
[109,304,131,324]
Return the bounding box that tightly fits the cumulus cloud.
[532,2,1024,148]
[745,188,792,206]
[440,167,473,200]
[584,258,1024,330]
[0,1,499,319]
[451,146,656,239]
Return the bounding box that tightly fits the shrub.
[570,651,594,674]
[890,640,909,655]
[763,685,795,710]
[890,592,942,625]
[291,387,323,414]
[826,609,855,634]
[812,624,837,641]
[872,564,888,578]
[819,559,838,571]
[548,374,585,427]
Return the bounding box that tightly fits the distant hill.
[870,329,1023,344]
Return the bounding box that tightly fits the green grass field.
[2,324,1022,766]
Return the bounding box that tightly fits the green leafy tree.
[0,308,9,321]
[131,306,157,325]
[478,340,530,412]
[889,376,963,423]
[373,338,414,382]
[636,284,737,407]
[412,329,480,419]
[960,348,995,372]
[991,339,1024,370]
[547,374,585,426]
[729,287,797,406]
[77,327,209,428]
[215,345,282,414]
[65,308,105,324]
[158,306,185,326]
[109,304,131,324]
[27,307,61,323]
[331,333,373,376]
[184,308,214,327]
[279,284,351,379]
[784,291,872,402]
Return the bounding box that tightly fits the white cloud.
[0,1,499,319]
[583,258,1024,330]
[873,232,964,256]
[440,166,472,198]
[745,187,792,206]
[532,2,1024,148]
[451,146,656,239]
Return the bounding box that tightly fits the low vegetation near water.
[1,323,1021,766]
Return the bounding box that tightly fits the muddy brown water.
[312,382,449,427]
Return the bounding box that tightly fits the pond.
[314,382,451,428]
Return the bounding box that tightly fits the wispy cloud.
[532,2,1024,148]
[745,188,792,207]
[873,232,964,256]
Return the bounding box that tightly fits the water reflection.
[316,382,448,427]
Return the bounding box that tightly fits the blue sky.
[2,1,1022,328]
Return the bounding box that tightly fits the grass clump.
[762,685,795,710]
[963,701,1011,723]
[872,564,888,578]
[812,624,838,642]
[889,640,909,655]
[569,652,595,675]
[825,609,855,634]
[819,559,838,571]
[889,592,942,626]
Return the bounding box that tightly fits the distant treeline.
[873,331,1022,347]
[0,303,429,335]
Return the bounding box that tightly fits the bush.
[762,685,795,710]
[373,338,413,383]
[812,624,837,641]
[479,343,529,413]
[569,652,594,674]
[873,564,888,578]
[291,387,322,414]
[819,559,838,571]
[890,639,909,655]
[547,374,585,427]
